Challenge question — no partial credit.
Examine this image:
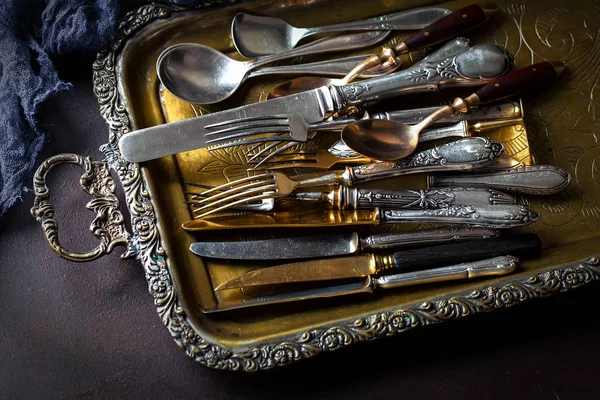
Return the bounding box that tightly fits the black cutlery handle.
[388,233,541,273]
[467,61,564,107]
[401,4,495,52]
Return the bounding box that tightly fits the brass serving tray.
[32,0,600,371]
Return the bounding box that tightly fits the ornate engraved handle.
[30,154,131,262]
[348,137,504,184]
[380,204,540,229]
[336,44,513,106]
[359,226,499,251]
[429,165,572,195]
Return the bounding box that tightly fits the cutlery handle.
[305,7,453,35]
[429,165,571,195]
[374,255,518,290]
[379,204,540,229]
[371,100,523,125]
[252,30,392,67]
[465,61,565,107]
[399,4,495,52]
[348,137,503,185]
[249,55,397,78]
[351,187,515,209]
[359,226,499,251]
[335,44,512,107]
[380,234,540,273]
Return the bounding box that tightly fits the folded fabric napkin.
[0,0,209,217]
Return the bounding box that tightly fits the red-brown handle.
[470,61,565,105]
[402,4,496,51]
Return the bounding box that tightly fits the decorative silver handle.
[334,44,513,107]
[348,137,504,184]
[380,204,540,229]
[354,187,515,208]
[30,154,132,262]
[374,256,519,289]
[359,227,499,251]
[429,165,571,195]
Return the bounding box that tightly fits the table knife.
[118,42,514,163]
[203,255,519,312]
[213,234,540,290]
[182,204,540,231]
[190,226,499,261]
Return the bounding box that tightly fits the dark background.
[1,55,599,399]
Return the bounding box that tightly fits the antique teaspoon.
[341,61,565,161]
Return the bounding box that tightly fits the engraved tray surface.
[94,0,600,370]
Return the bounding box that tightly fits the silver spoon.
[157,30,396,105]
[231,7,452,58]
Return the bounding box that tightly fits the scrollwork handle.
[30,154,132,262]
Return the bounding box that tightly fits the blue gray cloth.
[0,0,202,217]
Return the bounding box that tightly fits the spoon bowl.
[232,13,302,58]
[157,44,248,104]
[341,119,419,161]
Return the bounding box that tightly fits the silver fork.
[188,137,503,218]
[204,113,352,149]
[204,101,524,167]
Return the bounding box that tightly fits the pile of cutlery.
[115,3,573,311]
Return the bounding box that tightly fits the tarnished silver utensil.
[231,7,452,57]
[190,226,499,260]
[203,256,519,312]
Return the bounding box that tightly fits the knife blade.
[203,255,518,313]
[190,226,499,261]
[182,204,540,231]
[118,42,514,163]
[213,234,540,290]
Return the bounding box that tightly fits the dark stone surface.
[1,55,599,399]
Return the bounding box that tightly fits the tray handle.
[30,153,132,262]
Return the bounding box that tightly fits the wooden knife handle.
[390,233,541,273]
[467,61,564,106]
[401,4,495,52]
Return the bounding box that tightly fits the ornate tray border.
[90,2,600,371]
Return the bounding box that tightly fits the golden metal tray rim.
[31,2,600,371]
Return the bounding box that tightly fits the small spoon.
[341,61,565,161]
[267,3,497,99]
[231,7,452,58]
[157,30,395,104]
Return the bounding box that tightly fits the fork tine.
[246,141,285,161]
[204,115,288,129]
[192,192,278,219]
[205,125,290,138]
[249,160,319,171]
[246,150,319,162]
[185,173,272,197]
[208,134,298,150]
[191,184,277,214]
[252,141,299,168]
[184,182,214,190]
